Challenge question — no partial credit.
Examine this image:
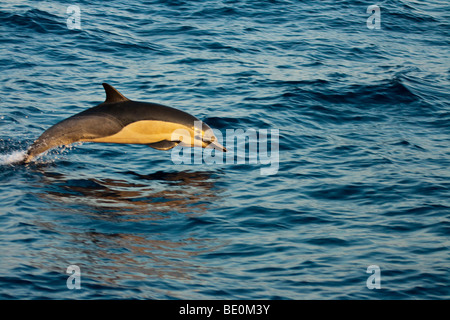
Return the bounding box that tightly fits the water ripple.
[0,0,449,300]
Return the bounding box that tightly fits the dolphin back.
[24,114,123,163]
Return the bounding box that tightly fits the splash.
[0,150,27,165]
[0,141,86,166]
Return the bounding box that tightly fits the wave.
[0,8,66,34]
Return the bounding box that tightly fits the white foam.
[0,150,27,165]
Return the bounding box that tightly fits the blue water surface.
[0,0,449,299]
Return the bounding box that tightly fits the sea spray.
[0,142,84,165]
[0,150,27,165]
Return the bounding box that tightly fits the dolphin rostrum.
[24,83,226,163]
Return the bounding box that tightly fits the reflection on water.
[28,168,225,290]
[38,169,220,219]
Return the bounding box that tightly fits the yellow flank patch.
[82,120,191,144]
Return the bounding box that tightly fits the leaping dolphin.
[24,83,226,163]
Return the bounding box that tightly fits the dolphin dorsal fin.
[102,83,129,104]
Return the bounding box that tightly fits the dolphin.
[23,83,226,163]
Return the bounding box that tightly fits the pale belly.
[82,120,193,145]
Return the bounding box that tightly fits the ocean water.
[0,0,449,300]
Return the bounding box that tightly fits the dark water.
[0,0,449,299]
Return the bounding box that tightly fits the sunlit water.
[0,0,449,299]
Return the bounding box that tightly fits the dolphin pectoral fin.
[147,140,180,151]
